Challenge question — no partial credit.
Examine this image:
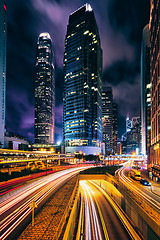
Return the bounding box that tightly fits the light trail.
[0,167,89,240]
[116,166,160,212]
[80,181,106,240]
[79,180,134,240]
[89,181,140,240]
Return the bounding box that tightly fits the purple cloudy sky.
[5,0,150,143]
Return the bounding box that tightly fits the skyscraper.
[149,1,160,168]
[34,33,55,144]
[102,87,113,154]
[0,1,7,148]
[63,4,102,155]
[112,102,118,154]
[141,24,151,157]
[127,120,141,155]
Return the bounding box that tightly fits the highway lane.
[0,167,89,240]
[0,170,55,196]
[115,166,160,212]
[0,165,88,197]
[80,180,133,240]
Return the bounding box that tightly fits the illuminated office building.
[127,119,141,155]
[112,102,118,154]
[149,1,160,168]
[0,1,7,148]
[102,87,113,155]
[141,24,151,157]
[34,33,55,144]
[63,4,102,155]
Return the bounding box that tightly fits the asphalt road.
[116,166,160,212]
[80,180,132,240]
[0,167,88,240]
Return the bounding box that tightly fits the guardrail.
[104,173,160,238]
[91,181,141,240]
[105,173,160,219]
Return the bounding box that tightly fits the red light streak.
[4,4,7,12]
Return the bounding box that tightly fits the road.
[79,180,134,240]
[0,167,88,240]
[116,166,160,212]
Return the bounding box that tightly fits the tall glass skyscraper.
[34,33,55,144]
[63,4,102,155]
[102,87,113,154]
[149,0,160,168]
[112,102,118,154]
[141,24,151,157]
[0,1,7,148]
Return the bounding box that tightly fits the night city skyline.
[1,1,160,240]
[5,0,150,143]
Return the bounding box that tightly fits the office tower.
[112,103,118,154]
[63,4,102,155]
[132,116,140,128]
[102,87,113,155]
[126,114,132,133]
[141,24,151,157]
[0,2,7,148]
[34,33,55,144]
[149,1,160,168]
[127,118,141,155]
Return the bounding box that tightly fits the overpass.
[0,149,75,165]
[102,154,146,164]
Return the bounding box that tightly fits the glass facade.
[141,24,151,157]
[102,87,113,154]
[127,120,141,154]
[112,102,118,154]
[150,0,160,167]
[0,1,7,148]
[63,4,102,153]
[34,33,55,144]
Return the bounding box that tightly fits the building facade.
[141,24,151,157]
[63,4,102,155]
[4,132,29,150]
[127,118,141,155]
[112,102,118,154]
[0,1,7,148]
[102,87,113,155]
[149,0,160,168]
[34,33,55,144]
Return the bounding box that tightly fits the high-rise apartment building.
[149,1,160,168]
[34,33,55,144]
[102,87,113,154]
[0,1,7,148]
[112,102,118,154]
[63,4,102,155]
[141,24,151,157]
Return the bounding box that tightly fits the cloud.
[31,0,135,68]
[31,0,82,66]
[6,87,34,140]
[104,74,141,118]
[5,0,149,142]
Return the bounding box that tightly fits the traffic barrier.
[94,174,160,239]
